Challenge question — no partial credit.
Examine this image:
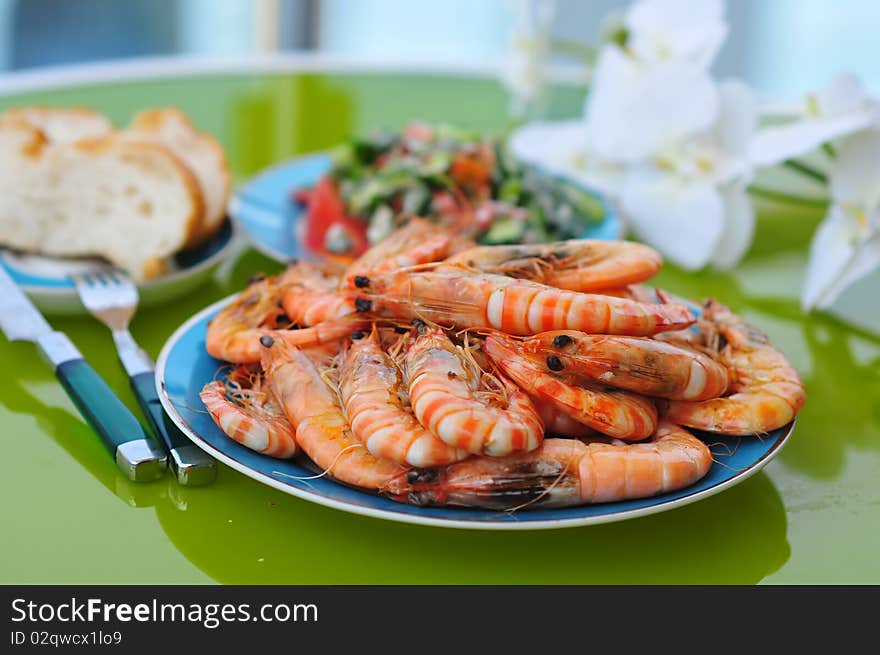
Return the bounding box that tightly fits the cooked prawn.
[602,285,709,348]
[518,330,729,401]
[405,421,712,509]
[342,217,456,289]
[443,239,662,292]
[339,329,470,466]
[260,337,411,494]
[207,313,362,364]
[279,259,353,327]
[360,267,695,336]
[206,266,364,364]
[205,275,289,362]
[199,366,297,458]
[536,401,598,438]
[405,324,543,456]
[282,219,459,326]
[664,301,806,435]
[484,332,658,440]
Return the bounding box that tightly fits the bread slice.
[2,106,113,143]
[0,119,203,280]
[123,108,230,244]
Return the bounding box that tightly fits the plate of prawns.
[156,218,805,529]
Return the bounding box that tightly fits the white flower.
[507,120,625,196]
[625,0,727,68]
[509,0,760,272]
[583,0,729,163]
[502,0,557,120]
[585,45,719,162]
[802,128,880,310]
[620,79,757,270]
[750,74,879,167]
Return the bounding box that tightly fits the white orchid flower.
[585,44,719,162]
[502,0,557,120]
[625,0,728,69]
[507,120,626,196]
[750,74,879,167]
[620,80,757,270]
[802,128,880,310]
[581,0,727,161]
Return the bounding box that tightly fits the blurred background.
[1,0,879,97]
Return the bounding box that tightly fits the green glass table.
[1,61,878,584]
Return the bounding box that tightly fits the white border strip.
[0,52,586,96]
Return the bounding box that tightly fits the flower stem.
[748,185,829,207]
[783,159,828,184]
[549,37,597,63]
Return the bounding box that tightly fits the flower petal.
[715,79,757,157]
[817,237,880,310]
[801,206,858,310]
[711,184,755,270]
[507,121,625,195]
[816,73,870,116]
[508,121,587,170]
[621,166,725,270]
[626,0,727,68]
[749,112,875,167]
[830,128,880,208]
[503,50,545,115]
[585,46,719,162]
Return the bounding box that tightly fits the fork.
[72,270,217,486]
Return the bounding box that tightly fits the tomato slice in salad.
[302,176,368,258]
[449,152,492,197]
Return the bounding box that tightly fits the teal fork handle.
[131,371,195,453]
[56,358,167,482]
[131,371,217,486]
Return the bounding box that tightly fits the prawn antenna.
[271,443,365,481]
[504,441,578,513]
[169,396,211,416]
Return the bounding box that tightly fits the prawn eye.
[552,334,573,348]
[260,335,275,348]
[546,355,564,371]
[394,326,409,334]
[286,258,300,266]
[351,331,365,340]
[355,298,373,312]
[247,273,266,285]
[407,468,439,484]
[353,275,371,288]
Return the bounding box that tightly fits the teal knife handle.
[56,358,166,480]
[131,371,190,453]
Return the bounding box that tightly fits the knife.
[0,266,167,481]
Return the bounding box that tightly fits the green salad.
[295,122,606,259]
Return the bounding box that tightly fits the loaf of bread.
[0,106,230,280]
[2,106,113,143]
[122,108,230,246]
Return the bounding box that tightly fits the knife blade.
[0,266,167,481]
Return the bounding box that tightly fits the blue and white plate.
[229,152,623,265]
[156,296,795,530]
[1,219,236,315]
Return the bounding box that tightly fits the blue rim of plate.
[229,152,623,265]
[0,218,235,294]
[156,295,795,530]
